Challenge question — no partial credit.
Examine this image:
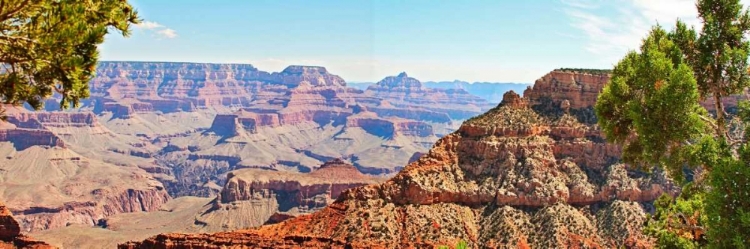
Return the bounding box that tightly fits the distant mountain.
[348,81,531,104]
[346,82,373,90]
[423,81,530,104]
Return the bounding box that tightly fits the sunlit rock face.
[122,69,677,248]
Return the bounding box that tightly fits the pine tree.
[0,0,139,112]
[596,0,750,247]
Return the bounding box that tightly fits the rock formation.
[0,108,171,233]
[194,159,382,230]
[72,62,485,198]
[121,69,678,248]
[30,161,383,248]
[0,201,54,249]
[159,69,479,196]
[2,61,516,247]
[524,70,608,110]
[365,72,493,120]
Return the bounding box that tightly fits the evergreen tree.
[0,0,139,112]
[596,0,750,247]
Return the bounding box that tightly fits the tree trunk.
[714,91,726,140]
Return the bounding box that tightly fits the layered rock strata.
[194,159,382,230]
[0,202,54,249]
[122,70,678,248]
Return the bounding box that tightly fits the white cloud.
[134,21,164,30]
[156,28,178,39]
[560,0,603,9]
[134,21,178,39]
[561,0,750,63]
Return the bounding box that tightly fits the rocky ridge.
[72,62,487,197]
[0,201,54,249]
[156,68,467,196]
[0,107,171,233]
[1,61,505,247]
[122,69,678,248]
[195,159,382,230]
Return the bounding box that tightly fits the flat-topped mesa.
[0,129,66,151]
[0,111,68,150]
[524,69,610,110]
[219,159,378,204]
[92,62,267,109]
[207,114,242,136]
[207,159,380,228]
[266,65,347,87]
[123,69,674,248]
[95,61,264,82]
[368,72,423,90]
[309,158,371,180]
[7,112,98,128]
[281,65,330,76]
[346,113,434,138]
[364,72,492,120]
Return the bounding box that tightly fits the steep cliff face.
[525,69,749,115]
[123,70,677,248]
[265,66,347,87]
[219,159,378,204]
[189,159,382,231]
[92,62,266,107]
[0,129,65,151]
[524,70,608,110]
[0,111,171,233]
[345,113,434,138]
[0,201,54,249]
[15,188,170,232]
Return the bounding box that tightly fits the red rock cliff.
[0,201,54,249]
[122,70,675,248]
[524,69,608,109]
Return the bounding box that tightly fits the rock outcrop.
[0,129,65,151]
[345,113,433,138]
[365,72,493,120]
[0,202,54,249]
[220,159,378,204]
[524,69,608,110]
[16,188,171,232]
[122,69,677,248]
[0,110,172,233]
[189,159,382,231]
[166,70,473,196]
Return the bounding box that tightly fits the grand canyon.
[5,0,750,248]
[0,61,534,248]
[117,69,690,248]
[3,64,720,248]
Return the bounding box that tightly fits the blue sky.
[100,0,746,83]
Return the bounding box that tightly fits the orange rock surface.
[0,202,54,249]
[121,70,674,248]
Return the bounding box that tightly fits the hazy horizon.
[100,0,749,83]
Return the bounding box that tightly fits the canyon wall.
[122,69,676,248]
[0,201,54,249]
